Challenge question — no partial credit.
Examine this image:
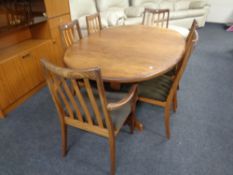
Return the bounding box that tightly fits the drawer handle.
[21,53,31,59]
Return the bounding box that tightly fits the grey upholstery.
[65,88,131,130]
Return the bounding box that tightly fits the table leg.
[110,82,121,90]
[0,110,5,119]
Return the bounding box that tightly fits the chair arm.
[194,30,199,42]
[107,84,138,111]
[193,30,199,48]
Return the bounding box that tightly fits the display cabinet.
[0,0,71,118]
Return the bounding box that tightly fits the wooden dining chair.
[142,8,191,39]
[41,59,138,175]
[59,20,83,49]
[86,13,103,35]
[138,20,198,139]
[142,8,170,28]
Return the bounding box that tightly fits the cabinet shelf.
[0,39,51,63]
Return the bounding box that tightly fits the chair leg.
[0,110,5,118]
[173,92,178,112]
[61,124,67,157]
[164,105,171,139]
[109,136,116,175]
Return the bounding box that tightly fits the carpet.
[0,23,233,175]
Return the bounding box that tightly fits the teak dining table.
[64,25,186,130]
[64,25,185,83]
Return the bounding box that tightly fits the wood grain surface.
[64,25,185,83]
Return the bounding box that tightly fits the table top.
[64,25,185,83]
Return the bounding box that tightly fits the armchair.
[41,59,138,175]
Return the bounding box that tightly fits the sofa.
[69,0,210,36]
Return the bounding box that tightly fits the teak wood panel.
[48,15,71,29]
[0,40,53,110]
[30,22,51,39]
[44,0,70,18]
[64,25,186,83]
[0,54,31,109]
[0,28,31,50]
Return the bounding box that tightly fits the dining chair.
[142,8,191,39]
[86,13,103,35]
[138,20,198,139]
[41,59,138,175]
[142,8,170,28]
[59,20,83,49]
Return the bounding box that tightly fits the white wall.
[207,0,233,23]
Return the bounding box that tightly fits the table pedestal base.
[125,117,143,132]
[134,119,143,131]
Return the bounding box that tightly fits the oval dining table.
[64,25,185,83]
[64,25,186,131]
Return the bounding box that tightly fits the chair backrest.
[41,59,114,137]
[186,20,198,44]
[59,20,83,49]
[86,13,102,35]
[167,20,198,101]
[142,8,170,28]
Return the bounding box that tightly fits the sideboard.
[0,0,71,118]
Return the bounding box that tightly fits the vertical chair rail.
[86,13,102,35]
[84,78,104,128]
[71,79,94,125]
[54,76,75,119]
[59,20,83,49]
[60,78,84,121]
[64,29,73,46]
[143,8,170,28]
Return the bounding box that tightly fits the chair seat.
[138,75,173,102]
[106,90,131,129]
[65,88,131,130]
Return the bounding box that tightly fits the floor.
[0,23,233,175]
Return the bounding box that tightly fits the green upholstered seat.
[165,67,177,76]
[138,75,173,102]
